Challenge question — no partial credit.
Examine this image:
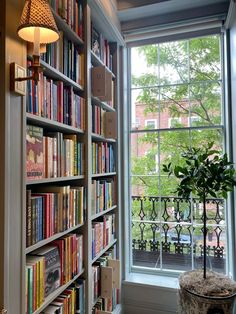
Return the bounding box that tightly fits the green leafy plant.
[163,142,236,279]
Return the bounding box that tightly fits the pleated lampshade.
[17,0,59,44]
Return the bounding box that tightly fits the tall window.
[130,35,225,273]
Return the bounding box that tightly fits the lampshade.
[17,0,59,44]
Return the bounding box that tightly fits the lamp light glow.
[17,0,59,44]
[11,0,59,90]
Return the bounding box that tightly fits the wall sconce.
[10,0,59,95]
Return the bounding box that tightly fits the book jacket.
[26,125,44,180]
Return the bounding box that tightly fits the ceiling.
[116,0,230,33]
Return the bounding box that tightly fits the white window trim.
[188,115,201,127]
[168,117,181,128]
[145,119,158,129]
[123,33,235,285]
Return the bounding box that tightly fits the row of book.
[42,279,85,314]
[42,32,84,86]
[27,70,86,129]
[26,234,83,313]
[92,105,117,139]
[26,186,86,247]
[26,125,84,180]
[91,179,115,216]
[92,246,119,313]
[92,214,115,259]
[92,142,115,174]
[92,104,106,136]
[91,25,113,72]
[49,0,83,39]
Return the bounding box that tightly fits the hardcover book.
[26,125,44,180]
[32,245,61,297]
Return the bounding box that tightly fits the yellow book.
[63,134,77,176]
[39,257,45,305]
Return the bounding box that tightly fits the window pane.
[159,40,188,85]
[131,88,159,131]
[160,85,189,129]
[190,82,222,126]
[131,45,158,88]
[189,35,221,82]
[190,128,223,149]
[161,223,192,271]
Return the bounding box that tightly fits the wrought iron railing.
[131,196,225,272]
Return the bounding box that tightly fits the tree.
[163,142,236,278]
[131,35,222,198]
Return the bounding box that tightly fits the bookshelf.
[19,1,123,314]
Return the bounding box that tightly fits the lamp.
[10,0,59,94]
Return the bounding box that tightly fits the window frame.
[124,32,235,279]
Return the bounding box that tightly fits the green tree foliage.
[131,35,222,198]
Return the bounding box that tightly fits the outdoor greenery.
[131,35,223,197]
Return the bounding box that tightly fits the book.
[31,246,61,297]
[92,66,112,102]
[26,125,44,180]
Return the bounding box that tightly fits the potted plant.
[163,142,236,313]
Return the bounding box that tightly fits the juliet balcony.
[131,195,225,273]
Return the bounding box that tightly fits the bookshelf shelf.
[92,239,117,264]
[92,172,116,178]
[32,270,84,314]
[91,50,116,79]
[26,175,84,185]
[92,96,116,112]
[26,113,85,134]
[93,296,99,307]
[40,60,84,93]
[91,205,117,220]
[92,133,116,143]
[25,223,84,254]
[52,10,84,47]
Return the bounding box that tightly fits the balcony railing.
[131,195,226,273]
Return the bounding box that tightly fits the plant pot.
[178,270,236,314]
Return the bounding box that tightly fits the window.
[129,35,225,274]
[168,117,182,128]
[188,115,201,127]
[132,118,140,129]
[145,119,157,129]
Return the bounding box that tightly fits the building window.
[132,118,140,129]
[129,34,225,274]
[145,119,157,129]
[168,117,182,128]
[188,115,201,127]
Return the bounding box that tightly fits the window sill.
[123,272,179,290]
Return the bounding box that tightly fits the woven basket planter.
[178,271,236,314]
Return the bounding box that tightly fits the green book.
[27,265,33,314]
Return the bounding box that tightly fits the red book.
[57,81,64,123]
